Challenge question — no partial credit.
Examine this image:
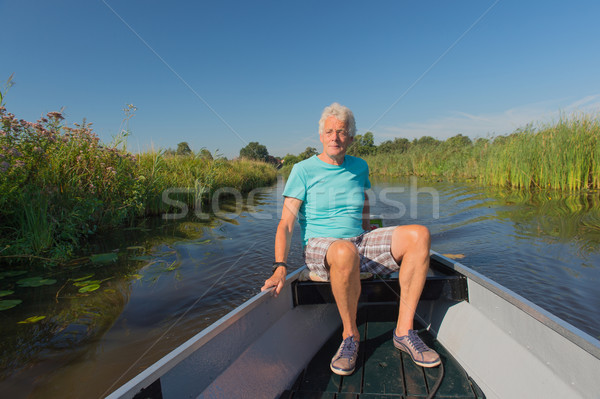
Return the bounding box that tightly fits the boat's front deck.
[280,304,484,399]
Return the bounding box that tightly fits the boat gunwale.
[106,268,304,398]
[430,250,600,360]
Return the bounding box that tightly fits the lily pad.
[18,315,46,324]
[0,290,15,297]
[0,299,22,310]
[90,253,118,264]
[73,279,100,287]
[126,246,145,251]
[17,276,57,287]
[1,270,28,278]
[78,283,100,293]
[72,274,95,282]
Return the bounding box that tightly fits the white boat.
[106,251,600,399]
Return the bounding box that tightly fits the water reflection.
[496,190,600,255]
[384,180,600,343]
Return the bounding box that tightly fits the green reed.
[479,115,600,190]
[363,114,599,191]
[364,137,485,181]
[137,151,277,215]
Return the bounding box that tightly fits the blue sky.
[2,0,600,158]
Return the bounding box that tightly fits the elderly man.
[261,102,440,376]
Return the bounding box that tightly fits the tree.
[198,148,213,160]
[283,154,300,165]
[378,137,411,154]
[239,141,269,162]
[176,142,192,156]
[348,131,376,156]
[445,134,472,148]
[298,147,318,160]
[413,136,440,147]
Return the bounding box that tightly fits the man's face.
[320,115,353,160]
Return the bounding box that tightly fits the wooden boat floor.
[279,303,484,399]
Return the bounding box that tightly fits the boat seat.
[292,258,468,306]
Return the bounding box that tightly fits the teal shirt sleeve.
[282,162,307,201]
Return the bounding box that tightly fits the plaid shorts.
[303,226,399,281]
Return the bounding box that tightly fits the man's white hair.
[318,102,357,137]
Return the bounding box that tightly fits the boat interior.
[279,260,484,399]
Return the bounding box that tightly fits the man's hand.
[261,266,287,297]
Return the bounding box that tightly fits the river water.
[1,177,599,398]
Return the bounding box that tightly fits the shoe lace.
[339,337,357,358]
[407,330,428,353]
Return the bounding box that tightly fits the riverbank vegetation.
[282,114,600,191]
[0,107,277,265]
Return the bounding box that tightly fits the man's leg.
[390,224,440,367]
[390,224,430,336]
[327,239,362,376]
[327,239,361,340]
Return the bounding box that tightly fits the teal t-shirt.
[283,155,371,246]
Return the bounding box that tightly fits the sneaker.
[330,336,359,375]
[393,329,441,367]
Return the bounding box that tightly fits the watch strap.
[272,262,288,273]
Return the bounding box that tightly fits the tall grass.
[0,107,277,264]
[479,115,600,190]
[363,136,487,181]
[363,114,600,191]
[137,151,278,215]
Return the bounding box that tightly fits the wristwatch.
[272,262,288,273]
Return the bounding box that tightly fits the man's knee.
[391,225,431,261]
[326,240,359,270]
[413,225,431,246]
[394,225,430,246]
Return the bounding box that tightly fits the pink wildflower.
[9,148,22,157]
[47,111,64,120]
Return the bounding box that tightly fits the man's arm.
[261,196,302,296]
[362,190,370,231]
